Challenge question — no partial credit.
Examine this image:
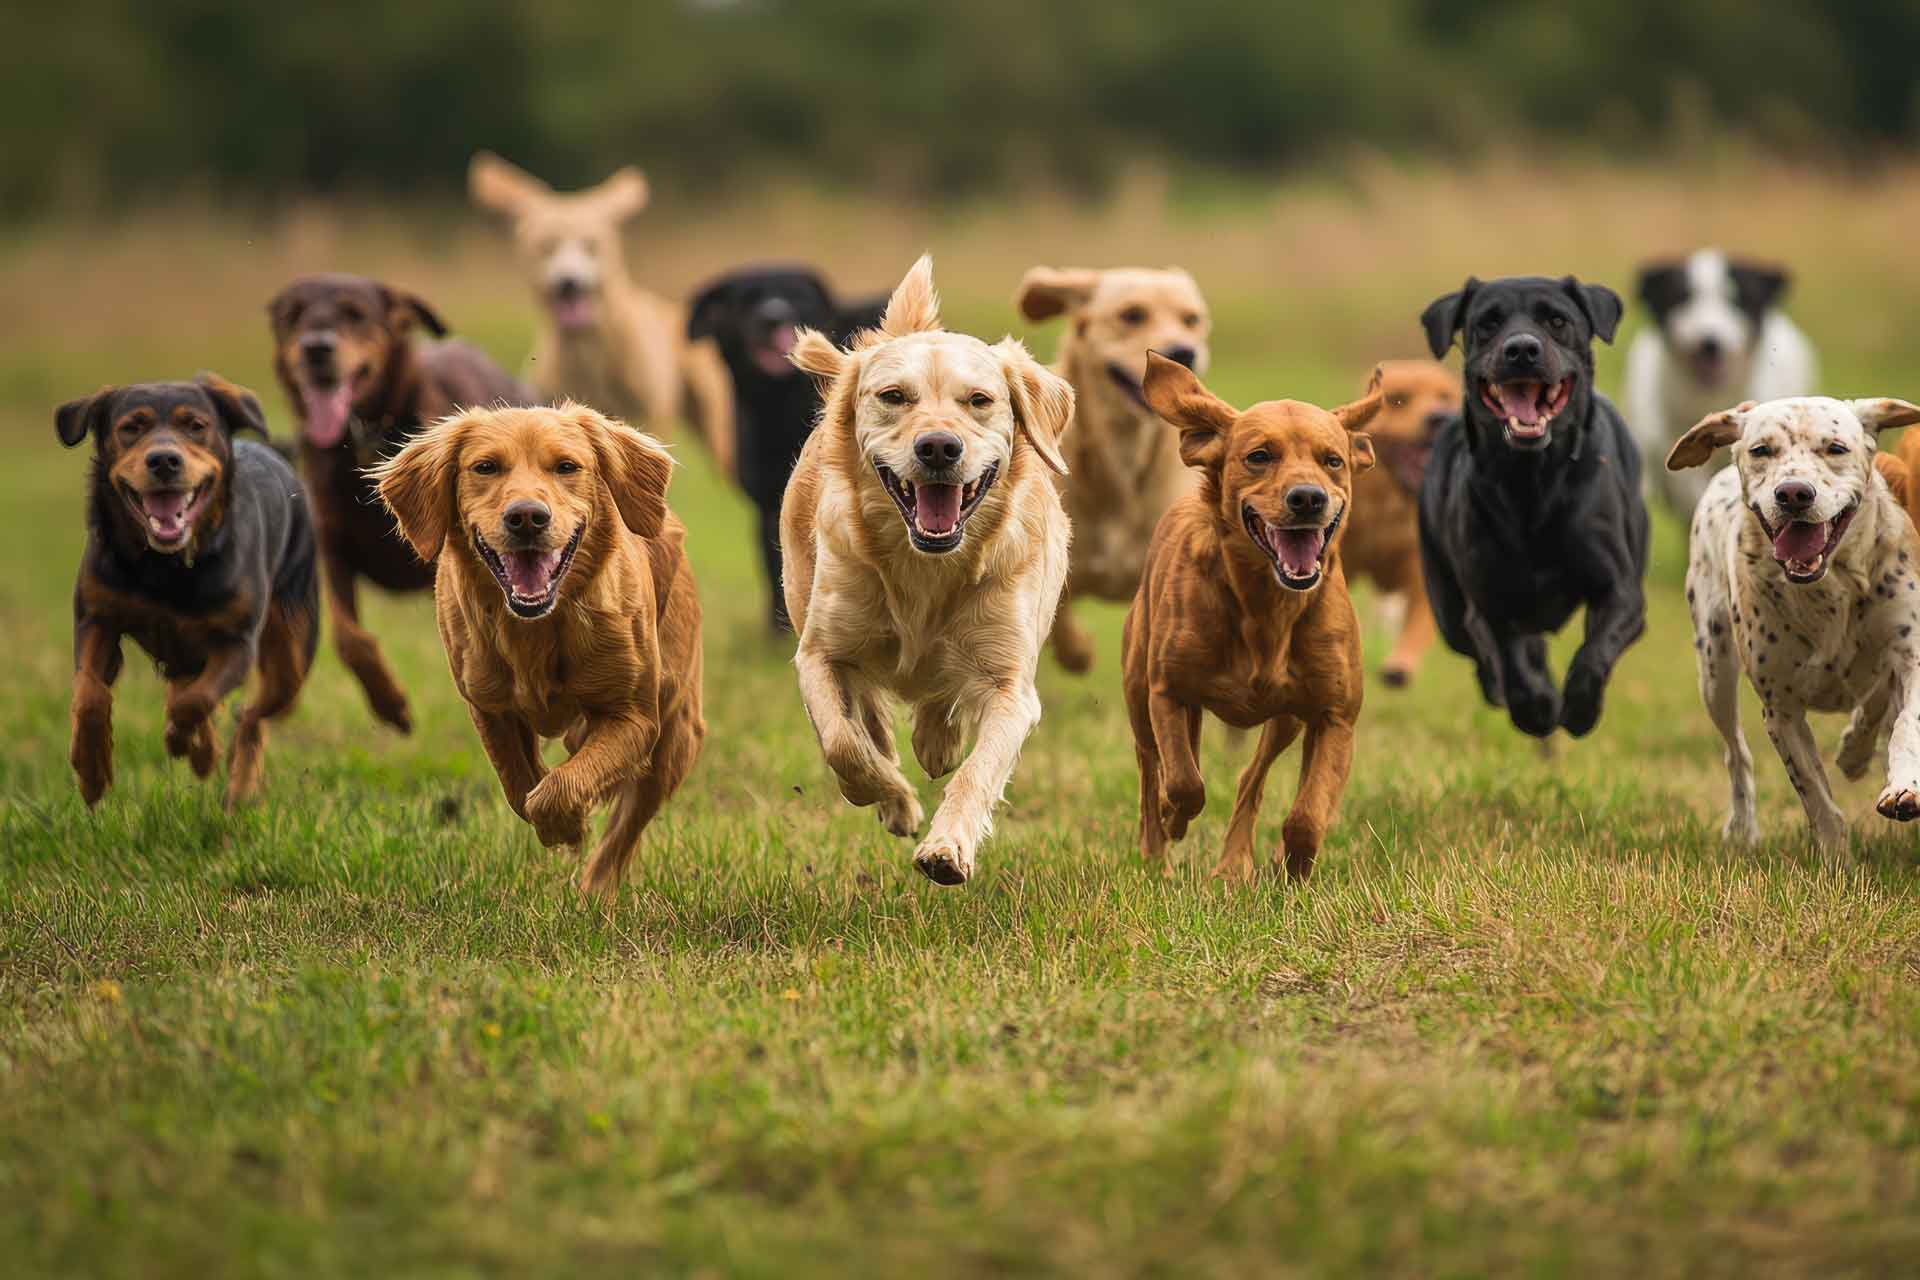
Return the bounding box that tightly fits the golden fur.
[469,152,736,476]
[1124,353,1380,882]
[375,403,704,894]
[1015,265,1211,672]
[780,255,1074,885]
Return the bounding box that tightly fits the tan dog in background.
[1340,359,1461,686]
[469,152,735,475]
[1125,353,1379,882]
[1015,266,1210,672]
[782,255,1073,885]
[376,403,704,894]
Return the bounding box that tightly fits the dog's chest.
[1733,569,1912,710]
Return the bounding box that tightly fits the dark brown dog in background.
[268,273,532,733]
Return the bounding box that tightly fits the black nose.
[1502,333,1543,368]
[503,500,551,535]
[1423,409,1453,439]
[914,431,965,470]
[1285,484,1328,517]
[1697,336,1723,359]
[552,278,584,301]
[1159,345,1198,370]
[1773,479,1816,511]
[145,449,183,479]
[299,335,336,364]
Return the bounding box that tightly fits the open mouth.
[1687,348,1730,388]
[875,461,998,554]
[1243,502,1341,591]
[548,289,597,332]
[298,367,369,449]
[1381,440,1433,494]
[471,523,584,618]
[122,481,211,554]
[1754,501,1857,584]
[1480,377,1574,449]
[752,322,798,377]
[1105,362,1151,410]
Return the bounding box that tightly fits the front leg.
[1761,705,1847,850]
[1279,716,1358,880]
[795,642,920,836]
[1874,667,1920,822]
[913,679,1042,885]
[164,641,253,768]
[1214,715,1303,884]
[467,705,547,821]
[69,621,123,807]
[526,709,660,849]
[1561,582,1647,737]
[1496,630,1559,738]
[1148,689,1205,841]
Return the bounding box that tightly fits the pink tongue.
[754,326,798,376]
[1496,382,1544,427]
[1272,527,1326,578]
[769,323,796,356]
[142,491,190,539]
[503,548,562,598]
[302,383,354,447]
[552,297,593,330]
[1772,520,1827,564]
[914,483,963,534]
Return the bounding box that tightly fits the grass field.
[3,163,1919,1276]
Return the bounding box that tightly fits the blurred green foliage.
[7,0,1917,216]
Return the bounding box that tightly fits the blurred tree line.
[7,0,1916,217]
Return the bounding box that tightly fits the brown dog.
[374,403,703,894]
[1015,266,1211,672]
[1123,353,1379,882]
[269,273,532,733]
[1339,359,1461,686]
[468,152,735,475]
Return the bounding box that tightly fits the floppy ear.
[881,254,941,336]
[1636,261,1685,309]
[1333,391,1384,433]
[582,408,674,538]
[196,373,269,438]
[1348,433,1377,474]
[589,166,650,222]
[1851,398,1920,434]
[1667,403,1752,471]
[1143,350,1237,472]
[469,151,551,217]
[996,339,1073,476]
[789,327,848,386]
[371,415,464,561]
[1731,261,1790,312]
[1420,278,1480,359]
[1015,267,1101,323]
[1561,276,1623,345]
[55,387,115,448]
[384,286,449,338]
[685,279,736,341]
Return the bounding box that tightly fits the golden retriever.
[781,255,1074,885]
[1015,266,1211,672]
[374,403,704,894]
[468,151,736,476]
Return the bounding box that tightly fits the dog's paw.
[1380,662,1412,689]
[1876,786,1920,823]
[1721,808,1760,846]
[164,703,214,771]
[71,752,111,809]
[877,789,924,839]
[525,779,589,848]
[1559,670,1605,738]
[1208,849,1257,886]
[1508,688,1561,738]
[1836,735,1877,782]
[1160,779,1206,841]
[912,834,973,886]
[1474,661,1506,708]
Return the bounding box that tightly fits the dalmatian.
[1668,395,1920,849]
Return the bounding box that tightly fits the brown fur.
[468,151,736,474]
[1885,432,1920,525]
[374,404,703,895]
[1340,359,1462,687]
[1123,353,1379,882]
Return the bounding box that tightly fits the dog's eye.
[1547,314,1569,332]
[1747,444,1774,458]
[1119,306,1148,327]
[339,305,365,325]
[1386,393,1408,409]
[876,388,907,406]
[1325,454,1344,469]
[1826,441,1850,456]
[1181,312,1202,328]
[556,459,581,475]
[471,459,499,475]
[1246,449,1272,466]
[1475,315,1501,335]
[968,392,994,410]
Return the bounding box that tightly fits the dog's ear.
[996,338,1073,476]
[371,413,464,561]
[685,279,737,342]
[1364,364,1385,396]
[789,327,848,387]
[1730,260,1790,313]
[1144,351,1236,472]
[1636,261,1686,311]
[1420,278,1480,359]
[383,286,449,338]
[55,387,115,448]
[196,373,269,438]
[1667,404,1751,471]
[1561,276,1623,345]
[1348,433,1376,474]
[1015,267,1100,323]
[1333,391,1384,433]
[881,254,941,337]
[469,151,552,217]
[580,407,674,538]
[1850,398,1920,434]
[588,166,650,223]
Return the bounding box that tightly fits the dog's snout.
[145,448,184,480]
[1423,409,1453,439]
[1773,479,1816,511]
[1696,335,1723,360]
[299,334,336,364]
[1285,484,1329,518]
[503,500,551,536]
[551,277,586,301]
[1502,333,1543,368]
[914,431,965,470]
[755,298,797,327]
[1159,345,1198,370]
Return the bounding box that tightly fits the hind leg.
[1696,600,1758,843]
[165,680,219,779]
[1214,715,1302,884]
[580,705,704,896]
[225,604,312,810]
[1838,673,1893,782]
[1049,589,1096,674]
[322,550,412,733]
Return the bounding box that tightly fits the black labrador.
[1416,275,1648,738]
[688,266,887,630]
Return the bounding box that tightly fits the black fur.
[1416,276,1648,738]
[1636,256,1790,339]
[687,266,886,629]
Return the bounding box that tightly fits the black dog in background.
[688,267,886,630]
[1416,275,1648,738]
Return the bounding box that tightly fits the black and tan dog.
[268,273,531,732]
[57,376,319,809]
[1417,275,1648,739]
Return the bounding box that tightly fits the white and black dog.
[1624,249,1817,519]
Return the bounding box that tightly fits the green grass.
[3,191,1920,1277]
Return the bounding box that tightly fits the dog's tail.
[1875,452,1912,520]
